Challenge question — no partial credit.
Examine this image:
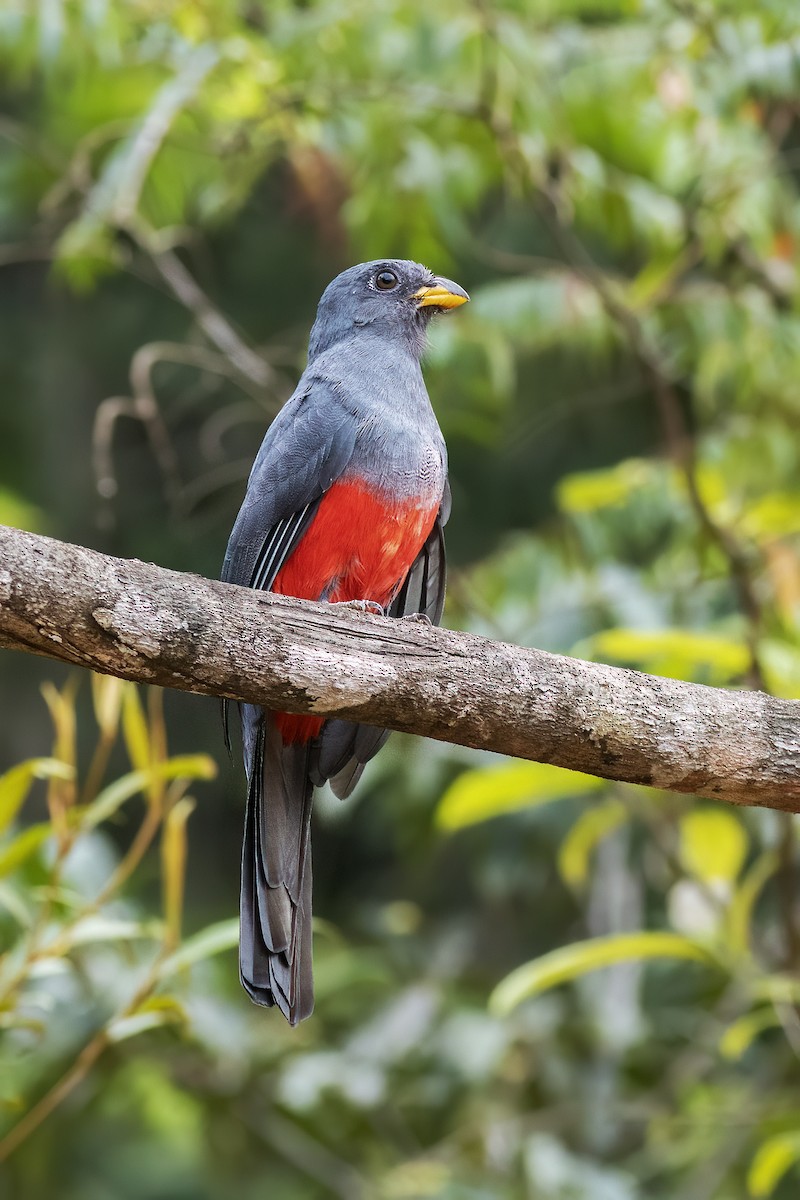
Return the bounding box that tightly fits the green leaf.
[581,628,750,684]
[0,758,74,833]
[82,756,216,829]
[556,458,654,514]
[0,1012,46,1033]
[105,994,188,1044]
[157,917,240,979]
[54,218,121,292]
[81,44,219,229]
[0,487,44,532]
[679,809,748,885]
[558,800,628,889]
[627,248,695,310]
[761,640,800,700]
[755,976,800,1007]
[0,823,52,879]
[82,771,159,828]
[720,1008,781,1062]
[489,932,720,1017]
[748,1133,800,1198]
[64,916,163,948]
[436,761,605,832]
[468,273,612,357]
[106,1008,183,1043]
[0,882,33,928]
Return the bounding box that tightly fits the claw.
[330,599,385,616]
[402,611,432,625]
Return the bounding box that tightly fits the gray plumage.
[222,259,467,1023]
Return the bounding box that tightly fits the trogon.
[222,259,469,1023]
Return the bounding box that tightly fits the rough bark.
[0,524,798,810]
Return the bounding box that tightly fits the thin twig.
[127,217,275,390]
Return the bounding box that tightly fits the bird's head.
[307,259,469,360]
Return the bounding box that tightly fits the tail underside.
[239,707,314,1024]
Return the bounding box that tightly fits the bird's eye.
[375,269,399,290]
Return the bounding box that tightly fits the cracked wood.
[0,524,798,810]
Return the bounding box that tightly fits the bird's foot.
[331,599,385,616]
[402,611,433,626]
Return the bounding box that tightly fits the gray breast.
[314,343,448,504]
[348,408,447,503]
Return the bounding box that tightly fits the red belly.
[272,478,439,743]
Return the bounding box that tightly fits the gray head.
[307,259,469,361]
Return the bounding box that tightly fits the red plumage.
[272,477,439,744]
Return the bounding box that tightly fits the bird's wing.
[309,487,449,798]
[223,379,358,1023]
[221,380,358,746]
[222,379,358,591]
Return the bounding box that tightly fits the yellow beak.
[413,277,470,310]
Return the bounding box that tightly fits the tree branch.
[0,524,798,811]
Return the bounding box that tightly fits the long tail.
[239,706,314,1024]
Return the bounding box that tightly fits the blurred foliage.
[4,0,800,1197]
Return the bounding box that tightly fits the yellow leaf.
[748,1133,800,1198]
[137,995,188,1017]
[743,492,800,541]
[436,761,605,832]
[40,679,78,770]
[162,797,195,950]
[489,932,719,1017]
[214,74,267,120]
[558,800,628,889]
[122,684,151,774]
[0,759,74,833]
[679,809,748,885]
[91,674,125,738]
[40,681,78,832]
[556,458,654,514]
[683,462,730,516]
[581,628,749,684]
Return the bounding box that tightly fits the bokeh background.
[3,2,800,1197]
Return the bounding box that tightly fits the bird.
[221,259,469,1024]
